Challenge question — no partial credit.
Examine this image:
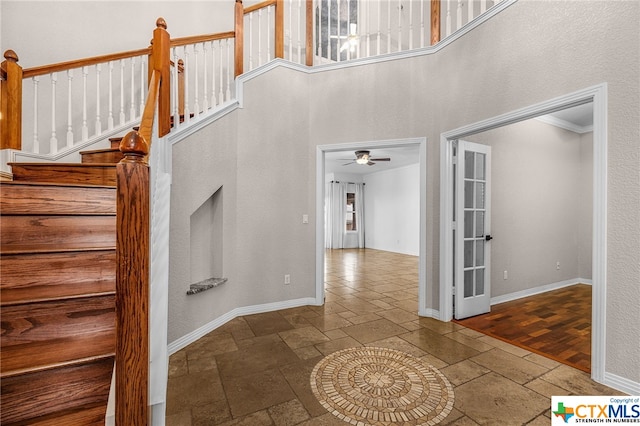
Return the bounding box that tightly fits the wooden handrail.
[244,0,276,15]
[170,31,235,47]
[22,48,151,79]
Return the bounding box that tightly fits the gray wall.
[5,0,639,384]
[364,164,420,256]
[466,119,592,297]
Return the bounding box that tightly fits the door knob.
[485,235,493,241]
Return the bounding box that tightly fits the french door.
[455,140,492,319]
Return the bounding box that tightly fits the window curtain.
[354,183,365,248]
[325,181,346,249]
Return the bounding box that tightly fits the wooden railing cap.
[4,50,19,62]
[156,17,167,30]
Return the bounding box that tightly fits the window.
[346,192,356,231]
[317,0,358,62]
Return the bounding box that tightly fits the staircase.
[0,139,124,425]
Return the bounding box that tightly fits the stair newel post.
[431,0,441,45]
[234,0,244,78]
[1,50,23,150]
[151,18,171,137]
[275,0,285,59]
[116,131,151,425]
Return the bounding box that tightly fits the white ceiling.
[324,103,593,176]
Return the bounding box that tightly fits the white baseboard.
[167,297,317,355]
[490,278,591,306]
[418,308,440,319]
[603,372,640,396]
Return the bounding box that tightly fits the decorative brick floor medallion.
[310,347,454,425]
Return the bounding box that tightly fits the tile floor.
[166,249,623,425]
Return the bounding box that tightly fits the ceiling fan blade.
[367,161,376,166]
[342,161,355,166]
[370,157,391,161]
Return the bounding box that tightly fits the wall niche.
[188,186,226,295]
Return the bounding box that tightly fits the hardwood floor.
[455,284,592,373]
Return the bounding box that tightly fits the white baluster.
[397,0,402,52]
[420,0,425,48]
[50,73,58,154]
[316,0,322,57]
[365,0,371,58]
[130,57,136,121]
[95,63,102,136]
[32,77,39,153]
[184,47,190,122]
[119,59,126,125]
[267,7,272,61]
[249,13,254,70]
[288,2,293,60]
[211,41,217,107]
[66,69,74,148]
[257,10,262,67]
[446,0,452,37]
[387,0,392,54]
[336,0,341,61]
[346,0,351,60]
[218,40,224,104]
[377,0,382,55]
[171,48,178,127]
[297,0,302,63]
[202,43,209,112]
[225,39,231,101]
[327,0,332,60]
[194,44,200,118]
[481,0,487,14]
[409,0,414,50]
[107,62,114,130]
[468,0,474,24]
[457,0,463,31]
[82,66,89,140]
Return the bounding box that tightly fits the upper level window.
[317,0,358,62]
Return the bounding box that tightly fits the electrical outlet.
[503,270,508,280]
[556,261,561,270]
[284,274,291,285]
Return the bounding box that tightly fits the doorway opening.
[439,84,607,381]
[315,137,430,316]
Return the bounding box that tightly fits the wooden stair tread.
[1,295,115,376]
[79,147,121,155]
[0,182,116,215]
[1,356,113,424]
[1,250,115,306]
[1,245,116,255]
[8,162,117,186]
[19,401,109,426]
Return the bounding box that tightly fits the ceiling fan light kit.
[343,150,392,166]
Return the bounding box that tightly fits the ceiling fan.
[342,150,391,166]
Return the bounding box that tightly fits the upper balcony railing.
[1,0,505,164]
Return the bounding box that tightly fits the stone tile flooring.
[166,249,623,425]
